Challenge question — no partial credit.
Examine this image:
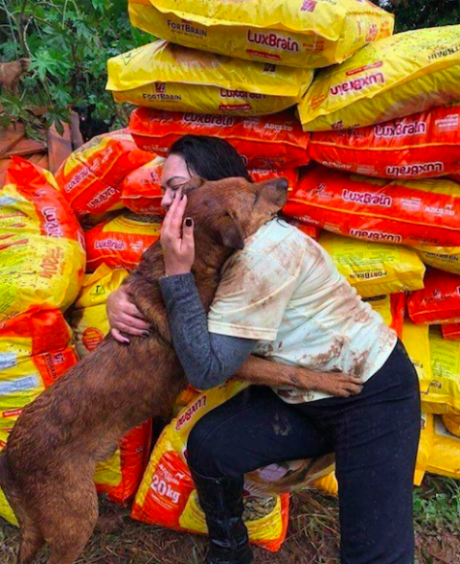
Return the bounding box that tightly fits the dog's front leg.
[235,355,364,398]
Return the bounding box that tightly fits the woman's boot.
[191,469,254,564]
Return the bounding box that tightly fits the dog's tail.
[0,452,44,563]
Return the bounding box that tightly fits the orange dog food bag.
[0,308,78,524]
[309,104,460,179]
[129,108,310,169]
[55,130,153,217]
[442,324,460,341]
[283,166,460,247]
[121,157,166,216]
[107,41,313,117]
[85,212,162,271]
[408,270,460,325]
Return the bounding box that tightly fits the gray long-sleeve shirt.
[159,273,256,390]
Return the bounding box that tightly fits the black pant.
[187,341,421,564]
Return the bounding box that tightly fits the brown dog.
[0,176,362,564]
[0,58,30,95]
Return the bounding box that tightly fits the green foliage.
[374,0,460,32]
[0,0,150,136]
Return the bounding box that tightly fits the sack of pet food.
[423,328,460,416]
[442,413,460,437]
[121,157,166,216]
[129,108,310,169]
[107,41,313,116]
[298,25,460,131]
[415,246,460,276]
[70,265,129,358]
[282,217,320,240]
[309,104,460,179]
[0,158,85,322]
[85,212,162,271]
[132,380,292,552]
[0,308,78,524]
[426,416,460,480]
[250,169,299,192]
[319,232,425,298]
[283,166,460,247]
[56,130,153,217]
[95,421,152,506]
[442,324,460,341]
[128,0,393,69]
[414,412,434,486]
[401,320,432,395]
[408,270,460,325]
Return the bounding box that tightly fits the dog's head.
[18,58,30,71]
[183,176,289,251]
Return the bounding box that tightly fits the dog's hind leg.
[17,523,45,564]
[0,454,45,564]
[39,468,99,564]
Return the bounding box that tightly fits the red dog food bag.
[121,157,166,215]
[309,104,460,179]
[408,269,460,325]
[85,212,162,271]
[442,324,460,341]
[282,166,460,247]
[56,130,153,217]
[129,108,310,170]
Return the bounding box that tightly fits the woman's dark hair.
[168,135,252,182]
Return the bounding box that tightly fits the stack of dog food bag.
[0,157,86,523]
[1,0,460,554]
[104,0,459,551]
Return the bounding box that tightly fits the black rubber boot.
[191,469,254,564]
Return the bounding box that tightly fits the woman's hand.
[160,189,195,277]
[107,285,151,343]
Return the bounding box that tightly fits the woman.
[108,135,421,564]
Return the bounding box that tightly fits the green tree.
[0,0,150,136]
[374,0,460,32]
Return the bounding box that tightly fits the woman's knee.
[187,417,225,476]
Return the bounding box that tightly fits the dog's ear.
[182,177,204,194]
[220,212,245,250]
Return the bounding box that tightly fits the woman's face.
[160,154,193,210]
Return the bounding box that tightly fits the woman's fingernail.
[185,218,193,227]
[142,331,150,338]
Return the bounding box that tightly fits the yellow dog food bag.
[416,246,460,276]
[128,0,393,69]
[442,413,460,437]
[426,416,460,480]
[0,158,86,322]
[319,232,425,298]
[402,321,432,395]
[298,25,460,131]
[107,40,313,116]
[70,265,129,357]
[423,328,460,415]
[132,380,294,552]
[414,412,434,486]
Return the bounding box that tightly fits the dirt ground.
[1,475,459,564]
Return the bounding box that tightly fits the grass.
[0,474,459,564]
